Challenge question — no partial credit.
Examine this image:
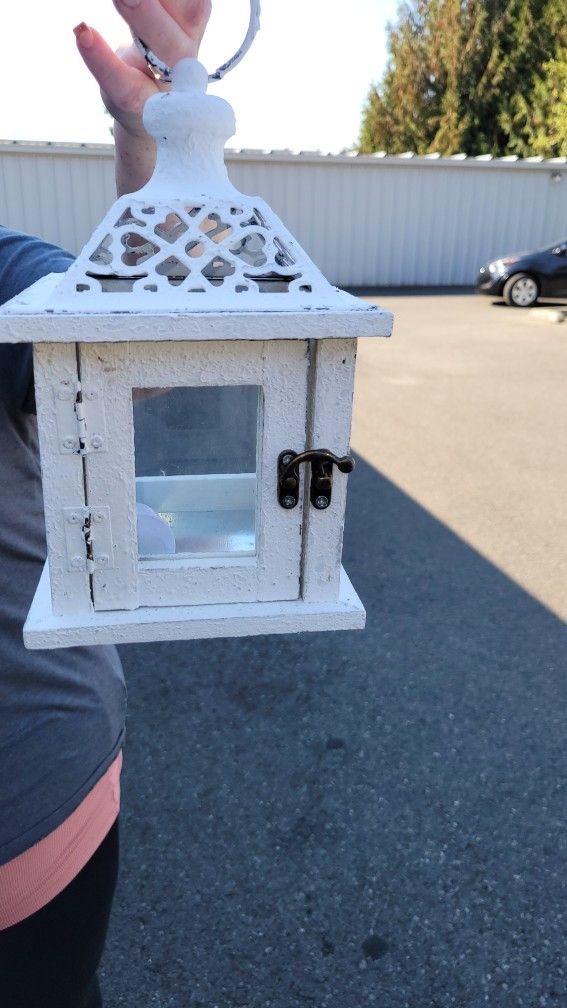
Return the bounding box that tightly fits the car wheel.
[503,273,539,307]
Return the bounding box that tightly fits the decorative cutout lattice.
[54,197,325,308]
[13,62,385,324]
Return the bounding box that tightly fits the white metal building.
[0,140,565,287]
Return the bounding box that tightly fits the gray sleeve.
[0,227,73,415]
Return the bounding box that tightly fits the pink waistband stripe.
[0,751,122,930]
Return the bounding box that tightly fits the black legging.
[0,818,119,1008]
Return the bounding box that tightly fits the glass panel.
[133,385,259,559]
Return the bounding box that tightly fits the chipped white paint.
[46,192,350,313]
[79,344,139,612]
[54,379,108,456]
[24,563,365,650]
[33,344,91,616]
[206,0,261,81]
[62,505,115,575]
[133,0,261,83]
[301,339,357,603]
[78,339,308,610]
[0,276,392,340]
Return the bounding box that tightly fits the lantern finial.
[138,57,239,201]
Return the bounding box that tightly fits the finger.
[112,41,168,85]
[116,43,173,96]
[113,0,200,66]
[161,0,212,47]
[115,42,154,76]
[74,23,154,118]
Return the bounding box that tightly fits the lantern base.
[24,563,365,650]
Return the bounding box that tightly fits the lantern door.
[78,339,309,611]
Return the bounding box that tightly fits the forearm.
[114,123,157,197]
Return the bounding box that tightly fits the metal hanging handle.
[133,0,261,84]
[278,449,355,511]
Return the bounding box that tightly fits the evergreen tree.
[523,51,567,156]
[359,4,434,154]
[512,0,567,156]
[359,0,567,157]
[428,0,468,153]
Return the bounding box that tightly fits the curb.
[527,307,567,324]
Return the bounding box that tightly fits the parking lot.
[354,290,567,620]
[103,291,567,1008]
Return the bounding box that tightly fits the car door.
[546,244,567,297]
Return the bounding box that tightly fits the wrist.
[114,121,156,196]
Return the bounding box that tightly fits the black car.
[476,240,567,306]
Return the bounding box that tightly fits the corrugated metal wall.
[1,141,566,286]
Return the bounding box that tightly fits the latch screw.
[96,554,110,566]
[282,495,296,509]
[85,391,98,401]
[90,436,104,450]
[281,453,294,466]
[92,512,105,523]
[67,512,81,524]
[62,437,77,450]
[314,495,330,509]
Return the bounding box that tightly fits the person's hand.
[75,0,211,140]
[74,1,212,194]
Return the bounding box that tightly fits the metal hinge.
[55,380,107,456]
[64,506,114,573]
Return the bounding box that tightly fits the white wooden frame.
[33,343,92,616]
[30,335,364,644]
[2,273,393,341]
[301,338,358,602]
[24,564,365,649]
[79,339,309,610]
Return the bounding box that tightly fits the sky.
[2,1,398,153]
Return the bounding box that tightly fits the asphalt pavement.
[101,291,567,1008]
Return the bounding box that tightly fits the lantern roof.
[1,60,392,342]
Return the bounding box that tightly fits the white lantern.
[0,52,392,649]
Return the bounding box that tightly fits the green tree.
[428,0,468,152]
[511,0,567,157]
[522,50,567,156]
[359,4,434,154]
[359,0,567,157]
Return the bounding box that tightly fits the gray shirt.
[0,228,126,865]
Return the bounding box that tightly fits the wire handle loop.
[134,0,261,84]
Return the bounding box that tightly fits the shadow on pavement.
[102,456,567,1008]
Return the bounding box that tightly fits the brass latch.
[277,449,355,510]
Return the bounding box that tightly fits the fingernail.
[73,22,94,47]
